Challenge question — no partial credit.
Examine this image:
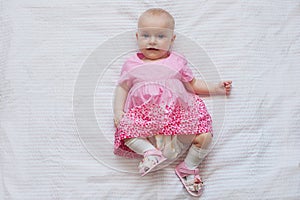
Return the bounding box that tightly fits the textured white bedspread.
[1,1,300,199]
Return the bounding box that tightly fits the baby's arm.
[113,85,128,127]
[186,78,232,96]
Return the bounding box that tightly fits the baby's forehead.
[138,13,174,30]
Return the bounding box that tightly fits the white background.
[1,1,300,199]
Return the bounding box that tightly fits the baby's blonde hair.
[138,8,175,30]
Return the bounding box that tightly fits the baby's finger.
[226,88,231,95]
[224,80,232,84]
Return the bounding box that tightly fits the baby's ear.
[171,34,176,42]
[136,32,139,40]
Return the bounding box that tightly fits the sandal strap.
[176,162,200,177]
[178,162,200,175]
[179,168,200,176]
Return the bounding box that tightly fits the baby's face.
[136,15,175,60]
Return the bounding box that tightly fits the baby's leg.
[175,133,212,195]
[192,132,212,149]
[184,133,212,170]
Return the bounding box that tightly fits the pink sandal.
[175,162,203,197]
[138,149,167,176]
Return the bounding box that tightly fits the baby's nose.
[149,36,156,43]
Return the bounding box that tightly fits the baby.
[113,8,232,196]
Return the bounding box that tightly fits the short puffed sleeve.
[117,59,135,89]
[179,56,194,82]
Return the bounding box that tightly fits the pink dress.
[114,52,212,158]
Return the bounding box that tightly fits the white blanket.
[1,1,300,199]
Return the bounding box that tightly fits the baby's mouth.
[146,48,159,51]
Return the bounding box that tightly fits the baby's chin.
[144,53,169,60]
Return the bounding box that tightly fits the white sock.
[184,145,209,182]
[125,138,160,166]
[184,144,208,169]
[125,137,156,155]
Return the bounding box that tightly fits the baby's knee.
[192,133,212,148]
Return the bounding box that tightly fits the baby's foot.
[185,174,203,192]
[138,149,167,176]
[175,161,203,196]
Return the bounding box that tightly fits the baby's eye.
[157,34,165,39]
[142,34,150,38]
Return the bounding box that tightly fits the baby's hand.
[114,111,125,127]
[215,81,232,95]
